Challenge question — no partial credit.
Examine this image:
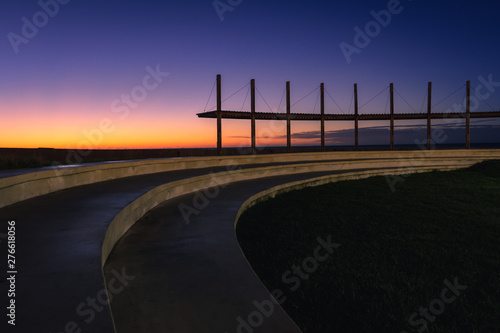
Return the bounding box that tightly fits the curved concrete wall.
[100,153,500,332]
[2,149,500,209]
[233,164,463,227]
[100,154,499,265]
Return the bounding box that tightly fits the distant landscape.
[2,143,500,170]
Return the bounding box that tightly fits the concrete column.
[321,83,325,152]
[466,80,471,149]
[427,82,432,150]
[287,81,291,152]
[390,83,394,150]
[354,83,359,150]
[217,74,222,155]
[251,79,256,154]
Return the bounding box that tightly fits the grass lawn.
[0,156,50,170]
[236,160,500,332]
[0,156,126,170]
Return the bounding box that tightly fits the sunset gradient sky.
[1,0,499,149]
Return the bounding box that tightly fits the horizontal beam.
[197,110,500,121]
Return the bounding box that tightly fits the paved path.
[103,170,367,333]
[0,158,370,333]
[0,165,230,332]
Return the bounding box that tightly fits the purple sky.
[1,0,499,148]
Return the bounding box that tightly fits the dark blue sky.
[1,0,499,148]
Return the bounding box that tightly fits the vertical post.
[354,83,359,150]
[286,81,291,152]
[320,83,325,152]
[390,83,394,150]
[466,80,471,149]
[427,82,432,150]
[251,79,256,154]
[217,74,222,155]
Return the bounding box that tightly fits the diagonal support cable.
[204,80,216,111]
[325,88,344,113]
[256,87,274,112]
[394,88,417,113]
[359,86,389,110]
[291,86,320,108]
[432,83,465,109]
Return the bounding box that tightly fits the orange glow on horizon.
[1,100,354,149]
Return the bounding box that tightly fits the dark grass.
[0,156,130,170]
[236,160,500,332]
[0,156,49,169]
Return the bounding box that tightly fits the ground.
[236,160,500,332]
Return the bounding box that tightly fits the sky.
[1,0,499,149]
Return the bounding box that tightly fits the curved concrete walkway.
[104,170,365,333]
[0,166,229,332]
[0,150,498,332]
[100,165,470,333]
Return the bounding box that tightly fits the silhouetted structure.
[198,75,500,155]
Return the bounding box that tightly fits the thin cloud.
[273,124,500,145]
